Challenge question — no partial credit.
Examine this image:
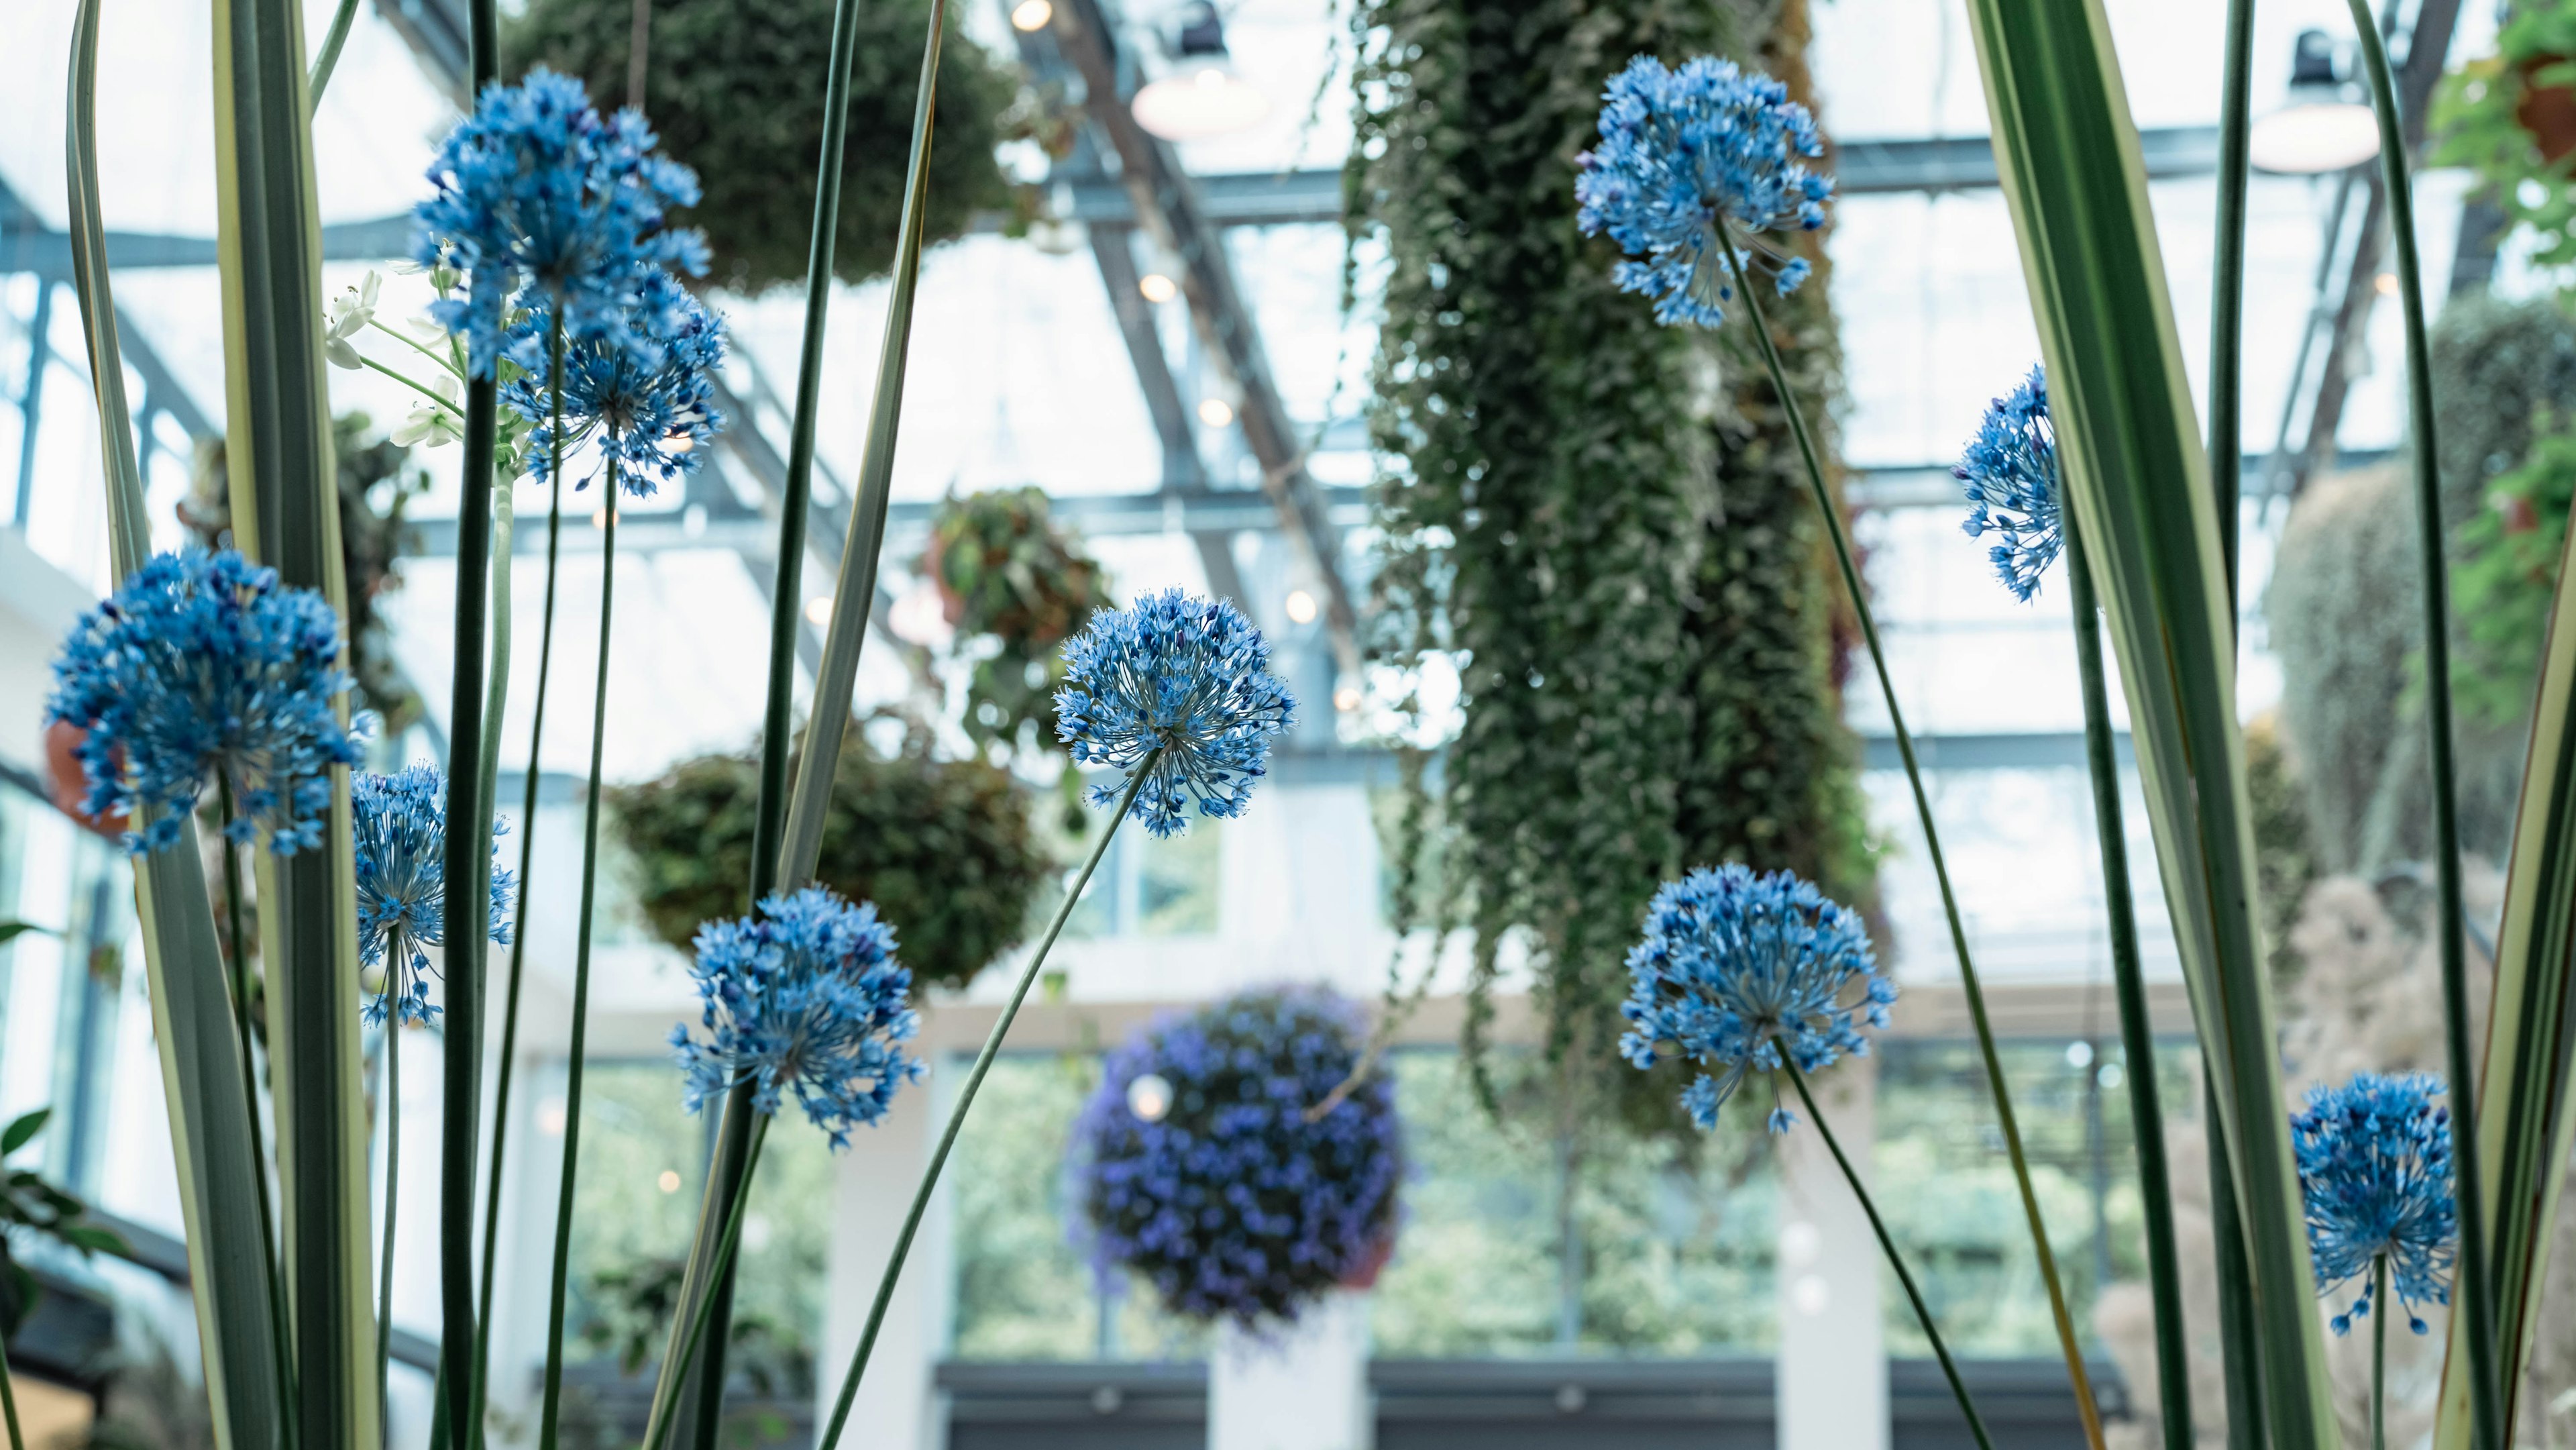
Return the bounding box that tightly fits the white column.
[1776,1055,1885,1450]
[816,1051,945,1450]
[1209,1290,1372,1450]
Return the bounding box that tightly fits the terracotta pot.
[2516,53,2576,166]
[1338,1233,1396,1291]
[43,719,127,841]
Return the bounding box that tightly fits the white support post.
[817,1049,946,1450]
[1776,1055,1886,1450]
[1209,1289,1372,1450]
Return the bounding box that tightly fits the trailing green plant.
[2436,3,2576,277]
[609,721,1051,993]
[1348,0,1868,1131]
[0,1108,129,1337]
[507,0,1018,293]
[922,486,1114,774]
[178,411,432,737]
[2457,421,2576,722]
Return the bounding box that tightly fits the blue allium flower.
[671,886,922,1150]
[413,68,709,378]
[1069,987,1403,1329]
[1574,54,1833,327]
[1955,366,2063,601]
[1619,864,1894,1132]
[2291,1072,2458,1335]
[1054,589,1296,838]
[46,548,365,856]
[352,765,517,1027]
[501,266,726,495]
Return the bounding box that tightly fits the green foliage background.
[1348,0,1869,1119]
[607,724,1049,992]
[508,0,1018,293]
[2266,295,2576,874]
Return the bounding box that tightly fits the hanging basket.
[2515,54,2576,165]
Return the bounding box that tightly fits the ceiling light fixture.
[1130,1,1271,141]
[2249,29,2380,174]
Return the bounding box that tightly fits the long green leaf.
[2436,486,2576,1444]
[651,1,954,1437]
[66,5,290,1445]
[2341,6,2503,1445]
[209,0,378,1442]
[1958,1,2340,1441]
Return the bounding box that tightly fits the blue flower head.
[46,548,365,856]
[413,68,709,378]
[2291,1071,2458,1335]
[1618,864,1894,1132]
[1575,54,1833,327]
[502,267,727,495]
[1068,987,1403,1330]
[352,765,517,1027]
[672,886,922,1150]
[1956,366,2062,601]
[1054,590,1296,837]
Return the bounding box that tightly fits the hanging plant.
[1348,0,1869,1121]
[608,719,1049,993]
[2437,5,2576,273]
[922,486,1114,765]
[508,0,1022,293]
[1069,988,1403,1329]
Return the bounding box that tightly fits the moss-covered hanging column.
[1350,0,1870,1121]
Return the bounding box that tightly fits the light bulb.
[1010,0,1053,30]
[657,1169,682,1194]
[1332,684,1362,713]
[1197,397,1234,427]
[804,597,833,625]
[1138,272,1179,304]
[1284,588,1318,624]
[1126,1072,1174,1123]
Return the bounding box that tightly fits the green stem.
[305,0,363,107]
[369,319,468,380]
[358,356,466,417]
[2373,1254,2389,1450]
[638,1119,772,1450]
[2206,1084,2267,1450]
[2208,0,2254,607]
[1780,1060,1996,1450]
[536,459,618,1450]
[2067,516,2192,1450]
[376,993,400,1446]
[215,778,300,1440]
[470,468,566,1449]
[813,758,1157,1450]
[2342,13,2502,1450]
[1717,229,2102,1449]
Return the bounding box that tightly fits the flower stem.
[812,756,1159,1450]
[376,994,400,1447]
[358,355,467,417]
[470,468,566,1450]
[0,1333,21,1450]
[637,1118,771,1450]
[1717,228,2102,1450]
[2343,12,2502,1450]
[306,0,363,107]
[2206,1090,2269,1449]
[215,778,299,1435]
[535,386,611,1450]
[1780,1059,1996,1450]
[2068,513,2192,1450]
[2373,1253,2389,1450]
[368,318,468,380]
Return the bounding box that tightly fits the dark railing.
[942,1356,2129,1450]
